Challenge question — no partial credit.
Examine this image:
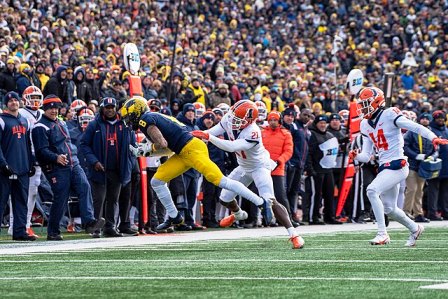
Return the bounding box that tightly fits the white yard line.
[0,222,446,256]
[0,276,446,283]
[0,259,446,264]
[420,283,448,289]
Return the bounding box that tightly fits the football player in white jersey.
[9,86,44,238]
[349,87,448,246]
[192,100,304,249]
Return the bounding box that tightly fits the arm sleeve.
[356,134,374,163]
[395,116,437,141]
[277,131,293,164]
[0,120,6,166]
[32,126,59,164]
[205,122,226,137]
[208,135,256,152]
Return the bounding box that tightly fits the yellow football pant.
[153,137,224,186]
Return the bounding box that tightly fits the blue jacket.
[80,114,136,185]
[0,112,32,175]
[403,129,435,172]
[283,120,309,169]
[69,124,89,176]
[32,114,79,170]
[429,121,448,178]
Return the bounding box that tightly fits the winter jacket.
[429,121,448,178]
[15,74,32,97]
[207,90,231,109]
[283,120,309,169]
[80,114,136,185]
[306,124,338,174]
[403,129,435,172]
[262,126,293,176]
[32,114,79,171]
[0,69,16,93]
[43,66,67,99]
[74,67,92,103]
[0,112,32,175]
[69,124,89,176]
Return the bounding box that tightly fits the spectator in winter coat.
[426,110,448,220]
[304,115,342,225]
[43,65,67,100]
[197,111,225,228]
[283,106,311,223]
[15,64,33,97]
[403,113,434,222]
[0,58,17,97]
[262,111,295,226]
[207,83,232,109]
[74,66,92,104]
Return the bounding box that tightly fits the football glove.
[191,130,209,140]
[432,138,448,149]
[349,149,359,160]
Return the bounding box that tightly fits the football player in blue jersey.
[120,96,273,230]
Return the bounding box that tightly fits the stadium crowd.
[0,0,447,241]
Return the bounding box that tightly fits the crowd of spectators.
[1,0,448,237]
[0,0,446,114]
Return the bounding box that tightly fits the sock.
[287,227,297,238]
[129,206,136,224]
[151,182,178,218]
[388,207,418,232]
[27,188,37,228]
[366,189,387,233]
[219,177,263,206]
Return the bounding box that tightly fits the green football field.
[0,226,447,299]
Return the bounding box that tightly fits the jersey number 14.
[369,129,389,150]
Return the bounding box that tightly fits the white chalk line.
[0,276,445,283]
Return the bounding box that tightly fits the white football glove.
[415,154,425,161]
[129,139,155,157]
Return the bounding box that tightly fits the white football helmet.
[255,100,267,121]
[23,86,43,110]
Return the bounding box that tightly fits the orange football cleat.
[290,235,305,249]
[27,227,39,238]
[219,214,236,227]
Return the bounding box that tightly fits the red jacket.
[262,126,293,176]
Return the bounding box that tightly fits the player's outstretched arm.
[208,136,255,153]
[146,125,168,151]
[395,116,437,141]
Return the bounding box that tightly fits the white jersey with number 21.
[219,113,272,172]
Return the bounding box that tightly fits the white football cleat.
[405,224,424,247]
[369,233,390,245]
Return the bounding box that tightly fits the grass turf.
[0,227,447,298]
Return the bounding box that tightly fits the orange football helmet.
[23,86,43,110]
[77,108,95,130]
[230,100,258,130]
[193,102,205,118]
[255,100,267,121]
[356,87,385,119]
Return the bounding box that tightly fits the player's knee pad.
[383,206,394,215]
[150,177,165,188]
[366,188,378,200]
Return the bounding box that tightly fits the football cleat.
[156,212,184,230]
[369,233,390,245]
[405,224,424,247]
[259,198,274,225]
[290,235,305,249]
[220,210,248,227]
[27,227,39,238]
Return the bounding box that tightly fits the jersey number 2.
[369,129,389,150]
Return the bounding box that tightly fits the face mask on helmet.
[23,86,43,110]
[356,87,385,119]
[78,109,95,130]
[230,100,258,130]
